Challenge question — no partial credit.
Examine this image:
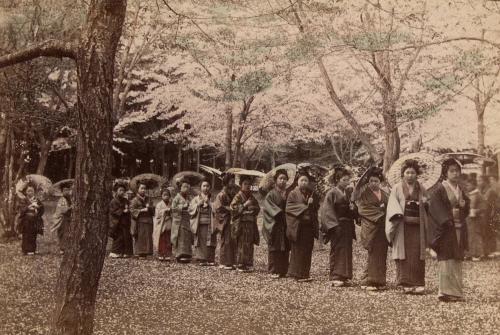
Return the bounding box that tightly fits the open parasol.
[50,179,74,197]
[259,163,297,193]
[15,174,53,200]
[386,152,442,190]
[130,173,166,198]
[199,165,222,177]
[171,171,205,187]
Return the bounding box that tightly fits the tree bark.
[177,142,183,173]
[477,107,485,156]
[50,1,127,334]
[225,106,233,169]
[382,112,400,173]
[36,135,51,175]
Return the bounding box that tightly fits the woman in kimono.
[18,184,44,255]
[320,167,357,287]
[51,182,72,254]
[171,179,193,263]
[109,182,133,258]
[477,175,497,257]
[190,180,217,266]
[214,173,238,270]
[464,177,485,261]
[262,169,290,279]
[286,172,319,282]
[386,159,429,294]
[428,158,469,302]
[130,182,155,257]
[154,188,173,261]
[356,167,389,291]
[230,175,260,272]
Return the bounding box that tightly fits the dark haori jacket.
[262,188,290,252]
[319,186,357,244]
[428,181,470,261]
[17,197,45,234]
[213,189,235,233]
[356,187,389,251]
[230,190,261,245]
[130,195,154,236]
[109,196,131,238]
[285,187,319,242]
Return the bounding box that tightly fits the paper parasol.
[130,174,166,198]
[259,163,297,193]
[386,152,442,189]
[171,171,205,187]
[50,179,75,197]
[15,174,53,200]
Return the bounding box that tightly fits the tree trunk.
[177,142,182,173]
[51,1,127,334]
[382,113,400,173]
[225,106,233,169]
[36,136,51,175]
[67,150,74,179]
[477,107,485,156]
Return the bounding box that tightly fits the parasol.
[130,173,166,197]
[171,171,205,187]
[15,174,53,200]
[199,165,222,177]
[386,152,442,190]
[259,163,297,193]
[50,179,74,197]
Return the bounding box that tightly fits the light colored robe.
[153,200,172,253]
[385,181,429,260]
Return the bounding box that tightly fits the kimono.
[130,195,154,256]
[190,194,217,263]
[286,187,319,280]
[466,189,485,258]
[320,186,357,282]
[386,181,429,287]
[428,181,469,299]
[154,200,173,258]
[262,188,290,277]
[230,190,260,268]
[171,193,193,259]
[214,189,237,267]
[51,196,72,252]
[356,186,389,287]
[479,186,497,255]
[18,196,44,254]
[109,196,133,256]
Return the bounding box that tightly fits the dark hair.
[161,188,171,197]
[273,169,289,181]
[200,179,211,187]
[329,167,352,185]
[175,177,190,189]
[60,181,72,190]
[297,172,311,182]
[137,181,148,189]
[240,175,254,184]
[441,158,461,179]
[400,159,421,177]
[466,176,477,187]
[478,175,489,185]
[222,173,235,187]
[113,182,127,192]
[367,167,384,182]
[23,183,36,194]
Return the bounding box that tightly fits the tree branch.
[0,40,76,68]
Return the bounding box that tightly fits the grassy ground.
[0,204,499,335]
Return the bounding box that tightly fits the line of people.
[16,158,499,303]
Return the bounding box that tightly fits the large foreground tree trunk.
[51,3,127,334]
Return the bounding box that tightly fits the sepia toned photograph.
[0,0,499,334]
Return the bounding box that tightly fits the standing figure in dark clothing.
[18,184,44,255]
[286,172,319,282]
[320,167,357,287]
[477,175,497,258]
[428,158,469,302]
[214,173,239,270]
[109,182,133,258]
[356,168,389,291]
[263,169,290,279]
[130,182,155,257]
